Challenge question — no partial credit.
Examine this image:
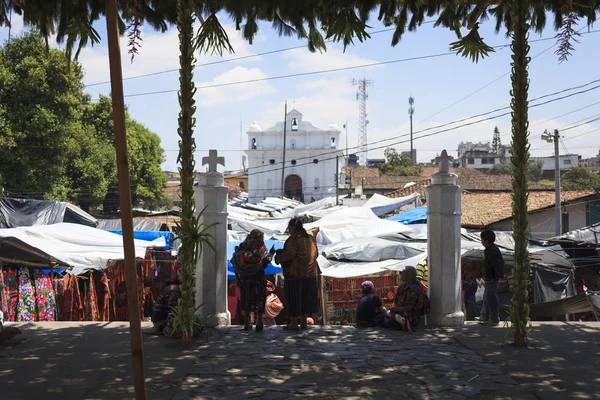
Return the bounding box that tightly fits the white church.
[246,109,344,204]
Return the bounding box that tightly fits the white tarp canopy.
[228,215,290,236]
[319,253,426,278]
[0,223,165,275]
[363,193,421,217]
[293,197,339,217]
[322,237,424,262]
[304,207,413,245]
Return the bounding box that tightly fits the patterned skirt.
[239,271,266,314]
[284,276,319,318]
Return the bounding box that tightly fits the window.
[313,159,319,164]
[251,138,257,149]
[239,182,245,189]
[468,158,475,164]
[331,137,336,148]
[291,160,297,165]
[564,159,572,165]
[290,139,296,149]
[481,158,488,164]
[269,159,275,164]
[489,158,495,164]
[314,178,320,190]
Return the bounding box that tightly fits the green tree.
[0,31,90,201]
[489,159,543,182]
[561,167,600,190]
[85,95,170,212]
[491,126,502,154]
[0,34,168,212]
[380,148,421,176]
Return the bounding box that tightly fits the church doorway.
[284,175,303,202]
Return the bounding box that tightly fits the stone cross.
[438,149,450,173]
[202,149,225,172]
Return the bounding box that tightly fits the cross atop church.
[202,149,225,172]
[438,149,451,173]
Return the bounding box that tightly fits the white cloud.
[194,66,277,107]
[78,23,260,86]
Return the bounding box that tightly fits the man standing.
[479,230,505,326]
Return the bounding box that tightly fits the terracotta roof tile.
[461,190,598,227]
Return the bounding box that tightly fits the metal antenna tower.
[352,78,373,166]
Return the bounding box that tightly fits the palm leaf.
[195,13,234,56]
[449,23,496,63]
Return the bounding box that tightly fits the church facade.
[245,109,343,204]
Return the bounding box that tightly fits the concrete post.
[195,150,230,327]
[424,150,464,327]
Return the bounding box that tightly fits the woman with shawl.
[231,229,273,331]
[275,218,320,331]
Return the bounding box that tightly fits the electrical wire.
[88,30,600,100]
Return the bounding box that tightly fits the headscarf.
[232,229,268,276]
[361,280,375,294]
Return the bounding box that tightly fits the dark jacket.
[483,244,505,281]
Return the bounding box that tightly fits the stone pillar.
[424,150,464,327]
[195,150,230,327]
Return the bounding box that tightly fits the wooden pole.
[280,101,288,199]
[105,0,146,398]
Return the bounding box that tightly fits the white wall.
[531,154,580,172]
[246,151,341,203]
[489,201,588,239]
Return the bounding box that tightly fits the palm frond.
[449,23,496,63]
[195,13,234,56]
[324,7,371,52]
[554,12,581,63]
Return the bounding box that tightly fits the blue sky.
[2,12,599,173]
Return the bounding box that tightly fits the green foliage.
[488,159,543,182]
[449,23,495,62]
[0,34,168,211]
[561,167,600,190]
[491,126,502,155]
[379,148,420,176]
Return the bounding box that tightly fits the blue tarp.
[227,240,284,280]
[107,230,173,250]
[386,206,427,224]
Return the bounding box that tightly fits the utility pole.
[336,156,340,205]
[105,0,146,398]
[343,122,349,166]
[280,101,288,199]
[409,96,415,166]
[542,129,561,236]
[353,78,373,166]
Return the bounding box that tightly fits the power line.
[240,81,600,178]
[529,101,600,129]
[90,30,600,101]
[84,25,424,87]
[532,127,600,150]
[228,78,600,175]
[415,27,600,126]
[561,115,600,132]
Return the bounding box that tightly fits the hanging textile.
[33,270,56,321]
[2,266,19,322]
[17,267,37,322]
[1,264,9,318]
[63,274,84,321]
[54,278,65,321]
[96,272,110,322]
[84,271,100,321]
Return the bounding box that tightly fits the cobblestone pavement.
[172,326,539,400]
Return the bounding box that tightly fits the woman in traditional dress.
[232,229,273,332]
[275,218,319,331]
[152,278,181,334]
[389,266,427,331]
